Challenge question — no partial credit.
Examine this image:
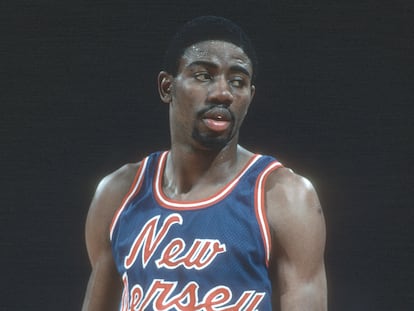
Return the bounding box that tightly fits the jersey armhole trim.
[254,161,283,267]
[109,157,149,241]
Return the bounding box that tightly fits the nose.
[207,75,234,105]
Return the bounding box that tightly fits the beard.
[191,119,237,150]
[191,129,234,150]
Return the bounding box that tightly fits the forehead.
[179,40,253,72]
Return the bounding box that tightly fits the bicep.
[83,200,122,311]
[84,176,118,265]
[82,176,127,311]
[83,213,123,311]
[82,249,122,311]
[266,171,327,311]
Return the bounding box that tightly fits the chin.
[192,131,233,151]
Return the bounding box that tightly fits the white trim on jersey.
[154,151,263,209]
[255,161,283,266]
[110,157,149,241]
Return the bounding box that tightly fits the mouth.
[200,107,233,132]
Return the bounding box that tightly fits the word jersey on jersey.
[110,151,282,311]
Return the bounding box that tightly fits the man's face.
[168,40,255,150]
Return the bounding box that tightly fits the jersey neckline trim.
[153,151,262,210]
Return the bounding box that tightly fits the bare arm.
[82,163,140,311]
[266,168,327,311]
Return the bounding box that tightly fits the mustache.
[196,104,235,121]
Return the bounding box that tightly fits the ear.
[250,84,256,102]
[244,84,255,114]
[158,71,173,104]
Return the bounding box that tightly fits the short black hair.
[163,16,258,82]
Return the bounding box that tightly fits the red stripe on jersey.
[154,151,262,210]
[109,157,149,241]
[254,161,283,267]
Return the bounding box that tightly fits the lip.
[200,107,233,132]
[202,118,231,132]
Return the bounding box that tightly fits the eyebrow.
[187,60,252,78]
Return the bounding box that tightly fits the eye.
[194,72,212,82]
[229,77,246,88]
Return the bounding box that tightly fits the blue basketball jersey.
[110,151,282,311]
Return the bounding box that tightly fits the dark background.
[1,0,413,310]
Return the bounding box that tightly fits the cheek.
[234,95,252,115]
[174,82,201,103]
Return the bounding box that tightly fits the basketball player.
[82,16,327,311]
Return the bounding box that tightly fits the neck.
[164,142,244,196]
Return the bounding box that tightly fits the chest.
[114,193,264,273]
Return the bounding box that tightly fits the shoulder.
[85,162,142,263]
[95,162,142,204]
[264,167,324,237]
[89,162,141,227]
[265,166,321,211]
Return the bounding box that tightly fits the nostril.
[209,93,233,106]
[208,84,234,105]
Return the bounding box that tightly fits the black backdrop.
[2,1,413,310]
